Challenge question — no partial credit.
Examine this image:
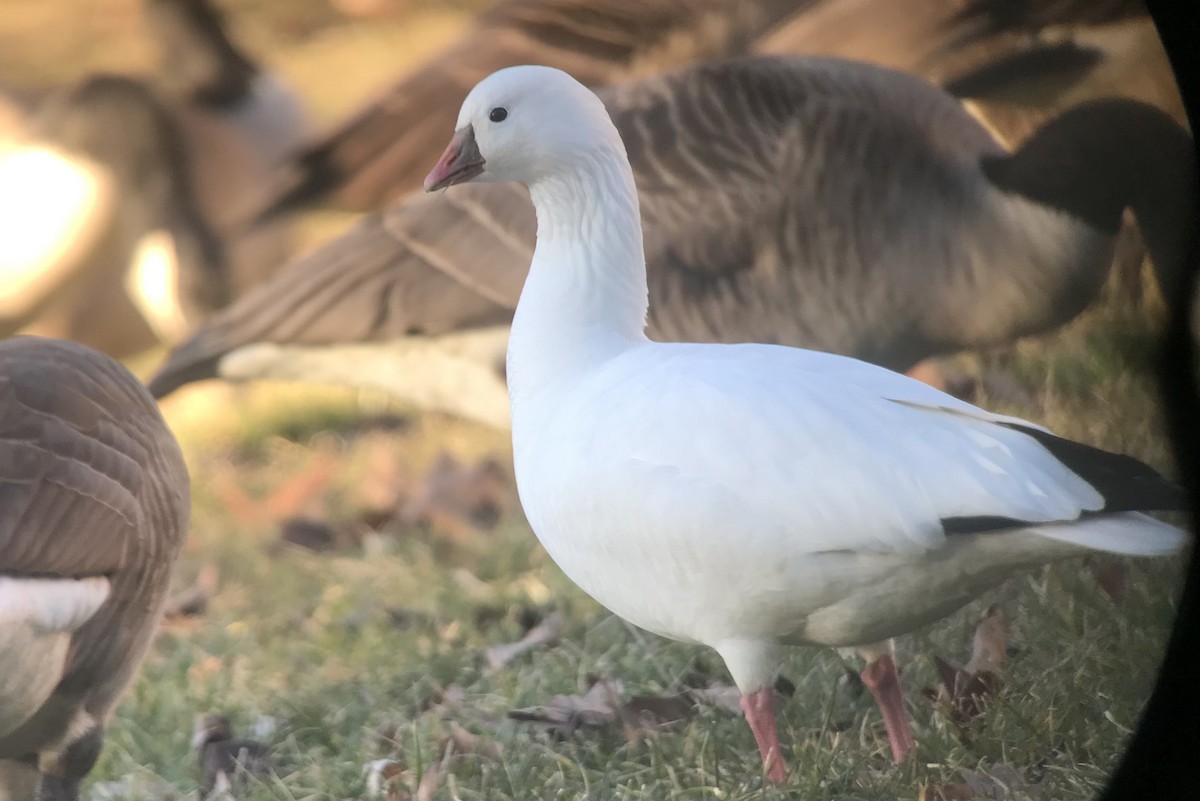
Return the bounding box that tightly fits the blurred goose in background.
[0,336,190,800]
[0,0,310,358]
[248,0,818,220]
[248,0,1176,223]
[0,75,229,356]
[757,0,1186,325]
[423,63,1189,779]
[149,55,1195,429]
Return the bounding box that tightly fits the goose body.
[251,0,813,220]
[150,56,1193,421]
[425,64,1189,780]
[250,0,1179,222]
[0,337,190,800]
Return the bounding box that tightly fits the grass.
[2,2,1190,799]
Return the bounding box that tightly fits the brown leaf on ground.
[508,675,707,741]
[264,452,339,520]
[1087,555,1130,604]
[214,453,337,526]
[508,676,628,736]
[399,452,514,544]
[922,606,1007,726]
[686,683,743,714]
[356,433,415,515]
[363,758,409,801]
[485,611,565,672]
[967,605,1007,674]
[444,721,504,759]
[164,563,220,620]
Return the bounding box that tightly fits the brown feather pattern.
[251,0,814,217]
[0,336,189,763]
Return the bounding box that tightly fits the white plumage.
[425,64,1188,781]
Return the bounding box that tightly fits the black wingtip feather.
[1000,422,1188,513]
[943,423,1187,535]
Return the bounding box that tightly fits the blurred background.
[0,1,1192,799]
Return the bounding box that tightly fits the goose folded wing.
[553,345,1182,557]
[0,361,145,578]
[148,183,532,397]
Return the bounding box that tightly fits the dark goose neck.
[982,98,1196,301]
[147,0,258,109]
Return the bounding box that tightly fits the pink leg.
[860,654,916,763]
[740,686,787,783]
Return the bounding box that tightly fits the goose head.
[424,65,620,191]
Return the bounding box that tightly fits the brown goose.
[754,0,1185,143]
[0,75,228,357]
[945,0,1149,45]
[148,55,1195,428]
[0,336,190,800]
[248,0,1170,224]
[0,0,309,358]
[248,0,816,221]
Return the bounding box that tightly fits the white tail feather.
[1032,512,1189,557]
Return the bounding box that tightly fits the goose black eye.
[489,107,508,123]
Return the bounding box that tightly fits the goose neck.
[506,146,650,413]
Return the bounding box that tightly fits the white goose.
[423,66,1189,781]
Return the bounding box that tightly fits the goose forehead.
[457,65,590,126]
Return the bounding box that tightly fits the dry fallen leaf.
[364,758,409,801]
[1087,555,1130,604]
[508,675,712,742]
[213,453,337,526]
[355,433,415,514]
[923,605,1007,727]
[445,721,504,759]
[508,676,628,736]
[968,604,1007,674]
[399,452,514,543]
[485,611,565,672]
